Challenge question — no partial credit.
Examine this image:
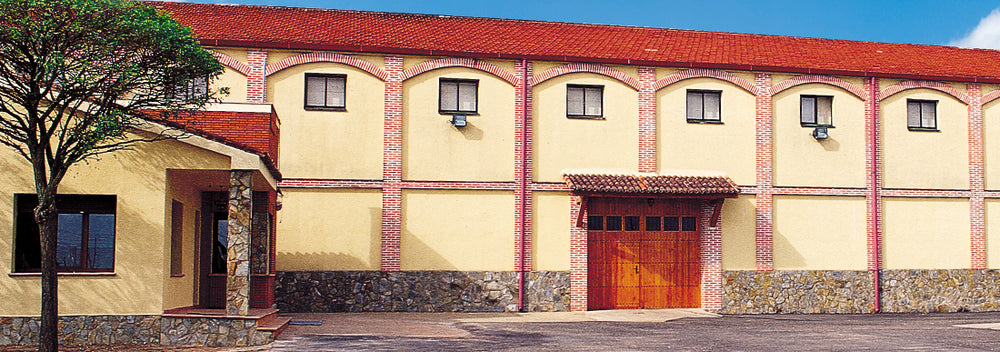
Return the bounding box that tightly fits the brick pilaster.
[754,72,774,271]
[514,60,534,272]
[638,66,657,172]
[968,83,986,269]
[700,201,723,312]
[246,50,267,103]
[569,197,588,311]
[864,77,881,271]
[381,56,404,271]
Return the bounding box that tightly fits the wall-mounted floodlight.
[812,126,828,140]
[451,115,467,127]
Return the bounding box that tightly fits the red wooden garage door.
[587,197,701,310]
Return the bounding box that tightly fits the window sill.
[907,127,940,132]
[687,119,723,124]
[439,111,479,116]
[9,272,117,277]
[801,124,835,128]
[567,115,604,120]
[170,274,185,278]
[304,106,347,112]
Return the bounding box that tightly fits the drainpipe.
[517,58,529,312]
[869,76,882,313]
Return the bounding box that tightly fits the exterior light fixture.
[451,114,467,127]
[812,126,829,140]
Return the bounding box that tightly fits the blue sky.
[173,0,1000,48]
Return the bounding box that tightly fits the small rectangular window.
[440,79,478,114]
[587,216,604,231]
[682,217,697,231]
[567,85,604,118]
[801,95,833,126]
[624,216,641,231]
[645,216,661,231]
[686,90,722,123]
[14,194,116,273]
[304,73,347,110]
[606,216,622,231]
[170,200,184,277]
[664,217,679,231]
[907,99,937,130]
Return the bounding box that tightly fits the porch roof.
[562,169,740,197]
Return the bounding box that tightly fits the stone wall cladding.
[275,271,570,312]
[721,270,875,314]
[0,315,160,345]
[160,317,269,347]
[880,269,1000,313]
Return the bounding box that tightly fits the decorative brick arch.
[531,63,640,90]
[652,69,758,94]
[265,52,388,81]
[769,75,868,100]
[401,58,519,86]
[211,51,252,76]
[878,80,969,104]
[982,89,1000,106]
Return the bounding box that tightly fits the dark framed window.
[664,217,680,231]
[304,73,347,110]
[624,216,641,231]
[172,76,209,101]
[439,78,478,114]
[645,216,661,231]
[801,95,833,127]
[587,216,604,231]
[907,99,937,131]
[13,194,116,273]
[567,84,603,118]
[170,200,184,277]
[606,216,622,231]
[682,217,697,231]
[686,90,722,123]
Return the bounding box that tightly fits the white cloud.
[951,8,1000,49]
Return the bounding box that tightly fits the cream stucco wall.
[213,67,248,103]
[772,196,867,270]
[531,191,571,271]
[985,199,1000,268]
[983,99,1000,190]
[882,198,969,269]
[275,188,382,271]
[0,136,231,316]
[400,190,514,271]
[161,174,207,310]
[656,77,756,185]
[881,89,968,189]
[772,84,866,188]
[533,73,638,182]
[402,67,516,182]
[721,195,756,270]
[269,62,385,180]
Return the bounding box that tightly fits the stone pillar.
[226,170,253,316]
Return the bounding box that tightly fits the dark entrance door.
[199,191,229,308]
[587,197,701,309]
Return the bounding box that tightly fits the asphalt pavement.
[270,310,1000,351]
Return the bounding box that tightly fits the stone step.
[256,315,292,339]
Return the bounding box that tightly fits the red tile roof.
[563,170,739,196]
[150,2,1000,83]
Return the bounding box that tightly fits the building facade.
[6,2,1000,345]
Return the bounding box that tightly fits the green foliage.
[0,0,224,169]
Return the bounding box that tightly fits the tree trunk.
[36,199,58,352]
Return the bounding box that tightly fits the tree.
[0,0,223,350]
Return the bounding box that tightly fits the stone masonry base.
[722,269,1000,314]
[0,315,272,347]
[275,271,570,312]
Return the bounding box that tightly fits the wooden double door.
[587,197,701,309]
